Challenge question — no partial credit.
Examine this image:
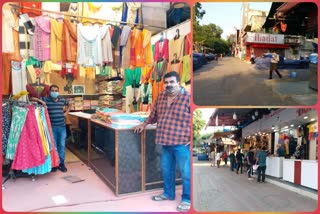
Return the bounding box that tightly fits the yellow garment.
[169,37,185,63]
[181,55,191,84]
[79,66,86,78]
[50,19,63,62]
[142,29,153,65]
[43,61,62,85]
[12,90,29,100]
[36,108,49,156]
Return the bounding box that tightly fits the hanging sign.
[246,32,284,44]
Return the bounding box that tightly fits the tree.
[193,110,206,144]
[193,3,206,26]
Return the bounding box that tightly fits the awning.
[247,43,290,49]
[276,2,299,14]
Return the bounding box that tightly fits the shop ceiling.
[207,108,277,128]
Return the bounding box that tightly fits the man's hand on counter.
[134,124,145,133]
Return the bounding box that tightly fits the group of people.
[208,145,269,183]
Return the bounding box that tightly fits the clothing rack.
[9,3,166,29]
[2,98,44,190]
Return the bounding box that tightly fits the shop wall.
[50,71,96,95]
[151,20,191,44]
[309,139,317,160]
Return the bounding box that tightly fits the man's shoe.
[51,167,58,172]
[177,201,190,212]
[58,164,68,172]
[151,194,169,201]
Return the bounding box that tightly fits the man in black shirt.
[246,147,255,179]
[236,149,244,174]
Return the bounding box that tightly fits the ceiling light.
[271,126,275,129]
[290,124,294,127]
[233,112,237,120]
[255,110,259,116]
[304,116,308,119]
[311,118,316,121]
[284,126,288,129]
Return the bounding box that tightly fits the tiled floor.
[2,150,183,212]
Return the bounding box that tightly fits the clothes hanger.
[174,29,180,40]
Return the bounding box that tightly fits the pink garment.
[34,16,51,61]
[44,108,60,167]
[12,105,46,170]
[154,39,169,61]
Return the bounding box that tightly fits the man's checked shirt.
[143,88,190,145]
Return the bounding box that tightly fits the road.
[193,158,318,212]
[193,57,299,106]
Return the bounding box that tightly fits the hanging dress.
[2,103,11,156]
[6,106,29,160]
[11,105,46,170]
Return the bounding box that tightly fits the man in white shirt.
[269,50,282,79]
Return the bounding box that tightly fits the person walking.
[269,50,282,79]
[236,149,244,174]
[250,52,255,64]
[34,85,70,172]
[216,150,222,168]
[134,71,190,212]
[223,151,228,167]
[209,146,216,167]
[246,147,255,179]
[229,150,235,171]
[255,146,268,183]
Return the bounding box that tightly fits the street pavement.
[193,158,318,212]
[193,57,317,106]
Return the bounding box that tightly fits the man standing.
[236,149,244,174]
[35,85,70,172]
[246,147,255,179]
[134,71,190,212]
[229,150,235,171]
[269,50,282,79]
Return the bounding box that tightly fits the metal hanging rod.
[9,3,166,29]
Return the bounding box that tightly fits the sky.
[197,108,216,135]
[199,2,272,39]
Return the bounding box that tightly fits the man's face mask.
[50,91,59,98]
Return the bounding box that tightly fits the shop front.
[244,32,289,61]
[2,2,190,197]
[242,109,318,190]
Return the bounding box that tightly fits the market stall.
[1,2,190,195]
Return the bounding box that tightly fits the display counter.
[68,113,181,196]
[266,156,283,178]
[67,112,93,164]
[283,159,318,190]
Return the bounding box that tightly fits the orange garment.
[2,53,13,95]
[141,65,153,84]
[62,20,77,62]
[184,33,192,55]
[12,28,22,62]
[142,29,153,65]
[133,28,144,67]
[168,62,182,76]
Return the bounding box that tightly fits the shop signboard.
[246,32,284,44]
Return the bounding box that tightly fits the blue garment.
[161,145,190,203]
[2,103,11,155]
[256,150,267,166]
[52,127,66,164]
[22,154,52,175]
